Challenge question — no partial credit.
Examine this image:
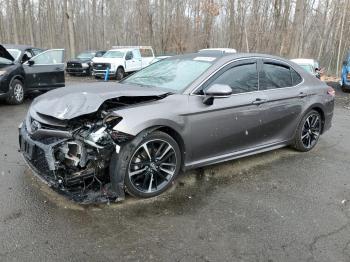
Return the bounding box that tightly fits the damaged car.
[19,53,335,203]
[0,44,65,104]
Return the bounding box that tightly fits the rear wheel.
[6,79,24,105]
[120,131,182,198]
[292,110,322,152]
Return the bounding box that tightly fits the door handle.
[252,98,267,105]
[298,92,307,98]
[55,67,61,71]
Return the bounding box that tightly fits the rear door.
[23,49,65,90]
[125,50,142,72]
[258,59,307,144]
[140,48,155,67]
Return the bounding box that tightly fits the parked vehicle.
[92,46,155,80]
[0,44,65,104]
[341,51,350,92]
[19,52,334,202]
[290,58,320,79]
[199,48,237,54]
[66,50,105,76]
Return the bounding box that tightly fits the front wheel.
[116,67,125,81]
[292,110,322,152]
[6,79,24,105]
[117,131,182,198]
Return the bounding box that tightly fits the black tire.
[112,131,182,198]
[116,67,125,81]
[6,79,24,105]
[292,110,322,152]
[342,84,349,93]
[86,67,92,76]
[94,75,101,79]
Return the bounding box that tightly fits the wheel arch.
[135,125,187,170]
[10,74,25,86]
[308,104,326,133]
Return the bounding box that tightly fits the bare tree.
[1,0,349,74]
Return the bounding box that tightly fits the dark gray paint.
[27,53,334,170]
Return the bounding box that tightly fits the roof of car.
[290,58,317,65]
[199,48,237,54]
[167,52,295,66]
[2,44,34,51]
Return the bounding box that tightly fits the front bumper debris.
[19,122,119,204]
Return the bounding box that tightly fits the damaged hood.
[0,44,15,61]
[31,82,171,120]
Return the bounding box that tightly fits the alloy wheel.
[128,139,177,194]
[14,83,24,102]
[301,113,321,149]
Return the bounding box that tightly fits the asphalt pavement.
[0,80,350,262]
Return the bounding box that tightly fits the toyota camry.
[19,52,335,203]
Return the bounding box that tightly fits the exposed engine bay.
[19,94,169,204]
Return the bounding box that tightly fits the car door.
[258,59,307,144]
[188,59,268,164]
[23,49,65,90]
[125,50,142,72]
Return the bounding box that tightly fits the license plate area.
[21,136,35,160]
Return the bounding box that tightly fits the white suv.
[92,46,155,80]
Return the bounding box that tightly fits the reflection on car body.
[19,52,335,203]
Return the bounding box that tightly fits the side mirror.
[203,84,232,105]
[27,60,35,66]
[125,54,132,60]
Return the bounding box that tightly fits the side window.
[32,48,43,56]
[260,63,292,90]
[291,68,303,85]
[133,50,142,59]
[140,48,153,57]
[206,63,258,94]
[95,51,105,57]
[22,50,32,63]
[32,50,64,65]
[125,51,133,60]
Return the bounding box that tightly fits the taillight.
[327,86,335,97]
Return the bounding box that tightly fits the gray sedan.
[19,52,335,202]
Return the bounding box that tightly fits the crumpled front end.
[19,111,133,203]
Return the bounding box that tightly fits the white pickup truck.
[91,46,155,80]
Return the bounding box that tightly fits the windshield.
[0,49,20,64]
[300,64,314,74]
[77,52,95,59]
[103,50,124,58]
[8,49,21,61]
[122,58,213,92]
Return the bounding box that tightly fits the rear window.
[291,68,303,85]
[140,48,153,57]
[260,63,292,90]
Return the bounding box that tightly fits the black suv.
[66,50,106,76]
[0,44,65,104]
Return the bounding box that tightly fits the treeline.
[0,0,349,74]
